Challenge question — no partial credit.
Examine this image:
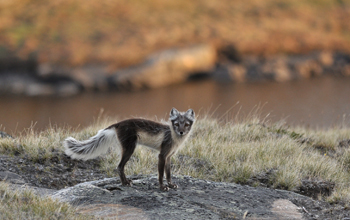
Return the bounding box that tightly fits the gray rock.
[0,73,35,94]
[291,57,323,79]
[214,63,247,83]
[214,51,350,83]
[261,56,293,82]
[1,49,350,96]
[5,183,58,198]
[108,44,216,90]
[52,175,315,219]
[0,171,26,184]
[55,82,81,97]
[38,64,99,93]
[24,82,56,96]
[0,72,81,96]
[38,44,216,92]
[0,131,12,139]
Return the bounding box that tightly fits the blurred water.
[1,76,350,133]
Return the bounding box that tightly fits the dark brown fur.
[107,119,179,191]
[65,108,195,191]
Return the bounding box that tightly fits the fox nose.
[180,131,183,135]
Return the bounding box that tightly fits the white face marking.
[169,108,195,137]
[137,131,164,151]
[169,125,192,155]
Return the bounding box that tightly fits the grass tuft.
[0,182,91,219]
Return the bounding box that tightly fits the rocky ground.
[0,151,106,189]
[0,150,349,219]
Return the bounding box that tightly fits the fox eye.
[174,122,179,127]
[185,123,190,127]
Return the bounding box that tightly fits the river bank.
[1,45,350,96]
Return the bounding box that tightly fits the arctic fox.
[64,108,195,191]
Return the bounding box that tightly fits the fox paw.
[160,185,169,191]
[122,179,133,186]
[168,183,178,189]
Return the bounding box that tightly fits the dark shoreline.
[1,45,349,96]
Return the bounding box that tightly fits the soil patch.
[0,152,107,189]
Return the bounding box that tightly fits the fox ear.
[185,109,195,121]
[170,108,179,120]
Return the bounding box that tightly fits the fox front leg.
[165,156,177,189]
[158,154,170,191]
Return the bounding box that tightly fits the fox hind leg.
[117,134,137,186]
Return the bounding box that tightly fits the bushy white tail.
[64,128,118,160]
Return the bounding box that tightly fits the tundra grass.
[1,114,350,206]
[0,182,92,220]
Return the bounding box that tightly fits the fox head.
[169,108,195,136]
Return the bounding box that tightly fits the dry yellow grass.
[70,114,350,204]
[1,113,350,207]
[0,182,92,219]
[0,0,349,67]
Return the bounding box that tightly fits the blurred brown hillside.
[0,0,350,69]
